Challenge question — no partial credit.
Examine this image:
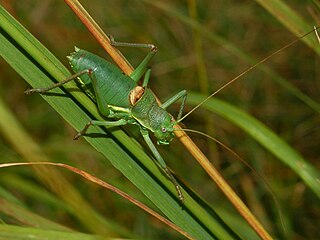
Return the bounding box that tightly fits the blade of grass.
[0,185,24,206]
[0,173,74,213]
[0,225,106,240]
[0,198,72,231]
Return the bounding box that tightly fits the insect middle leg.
[74,118,128,140]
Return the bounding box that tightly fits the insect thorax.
[131,89,175,143]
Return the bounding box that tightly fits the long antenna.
[178,26,320,122]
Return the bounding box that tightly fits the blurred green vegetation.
[0,0,319,239]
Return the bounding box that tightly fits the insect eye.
[161,127,167,133]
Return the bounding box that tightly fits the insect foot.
[164,168,184,202]
[177,186,184,203]
[73,121,93,140]
[73,132,82,140]
[24,88,41,95]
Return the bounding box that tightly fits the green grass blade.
[0,198,72,231]
[312,0,320,10]
[0,173,72,213]
[188,92,320,198]
[0,225,105,240]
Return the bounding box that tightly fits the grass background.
[0,0,319,239]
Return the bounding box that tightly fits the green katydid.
[25,37,187,201]
[24,27,320,202]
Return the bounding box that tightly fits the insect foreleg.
[74,119,128,140]
[24,69,90,95]
[108,35,158,82]
[161,90,187,121]
[140,128,184,202]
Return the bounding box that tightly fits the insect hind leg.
[108,35,158,83]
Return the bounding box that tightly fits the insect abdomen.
[68,48,137,108]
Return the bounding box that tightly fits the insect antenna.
[174,127,286,232]
[178,26,320,123]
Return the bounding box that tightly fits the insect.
[25,37,187,201]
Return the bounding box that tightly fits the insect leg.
[140,128,184,202]
[74,119,128,140]
[108,35,158,82]
[24,69,90,95]
[161,90,187,121]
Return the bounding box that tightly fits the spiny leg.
[108,35,157,82]
[24,69,90,94]
[140,128,184,202]
[74,119,128,140]
[161,90,187,121]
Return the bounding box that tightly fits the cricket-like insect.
[25,28,320,202]
[25,37,187,201]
